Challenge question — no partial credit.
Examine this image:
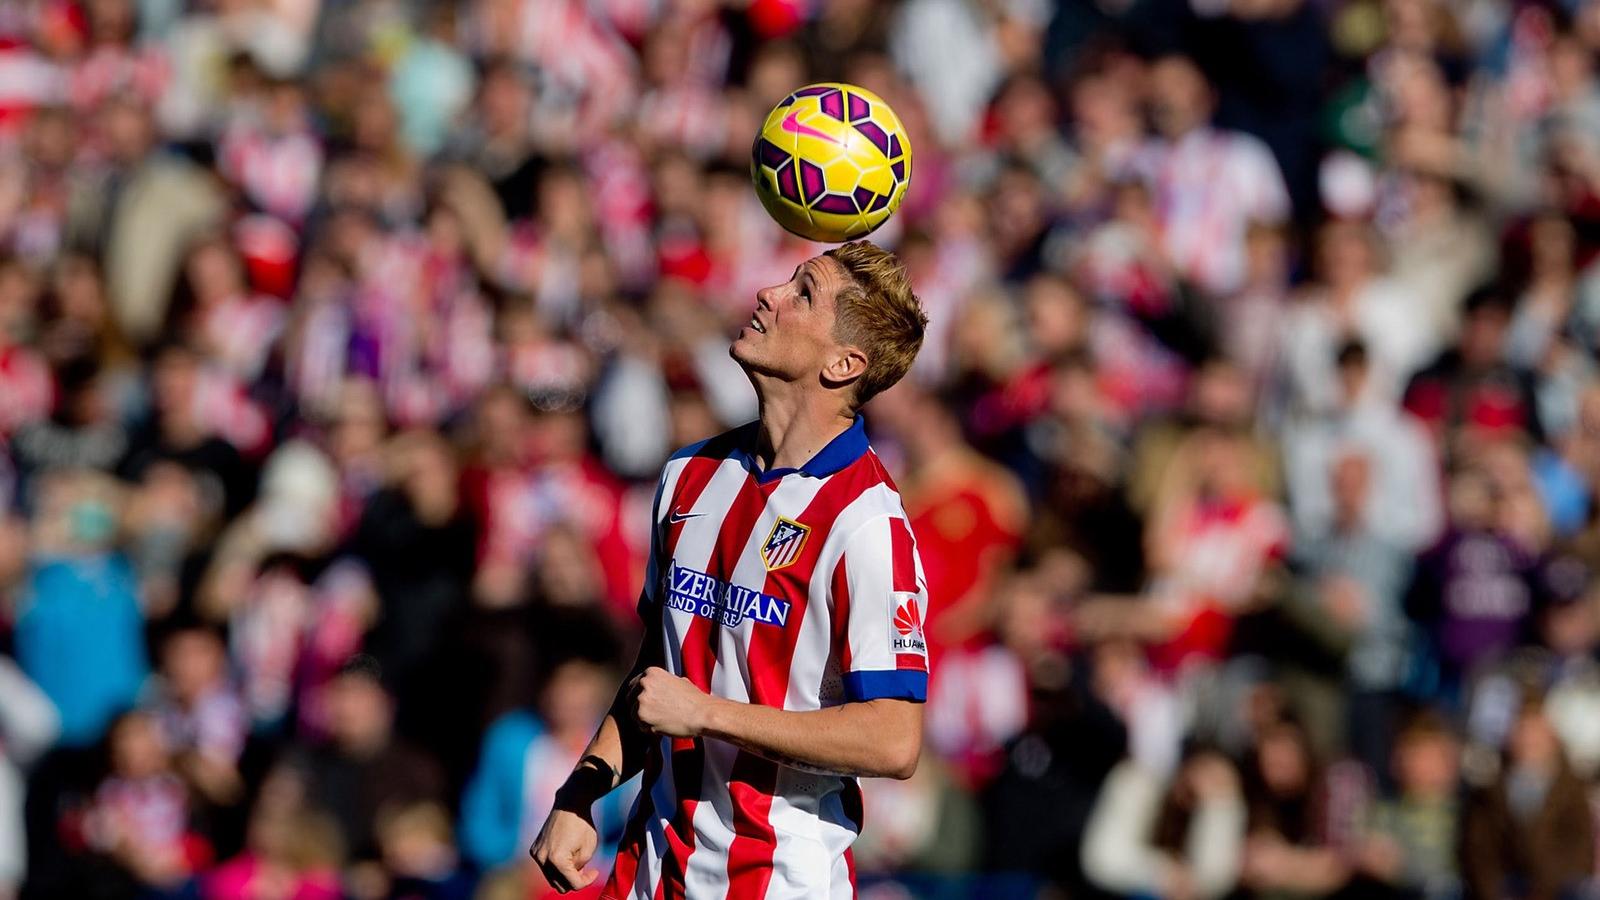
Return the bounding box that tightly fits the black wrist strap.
[578,754,619,787]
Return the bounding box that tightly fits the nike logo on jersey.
[668,508,705,524]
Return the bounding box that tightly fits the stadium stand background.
[5,0,1600,898]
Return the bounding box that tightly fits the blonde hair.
[825,241,928,408]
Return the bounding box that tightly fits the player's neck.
[753,390,856,473]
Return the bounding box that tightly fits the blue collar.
[737,415,871,484]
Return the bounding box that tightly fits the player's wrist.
[694,694,729,739]
[578,753,620,788]
[554,757,616,812]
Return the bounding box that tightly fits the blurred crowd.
[13,0,1600,899]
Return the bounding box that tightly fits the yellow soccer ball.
[751,82,912,243]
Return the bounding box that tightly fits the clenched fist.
[631,667,712,738]
[529,806,599,893]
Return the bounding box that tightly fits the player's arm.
[563,634,663,796]
[529,634,660,892]
[531,470,673,894]
[631,668,922,778]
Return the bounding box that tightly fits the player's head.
[732,241,927,412]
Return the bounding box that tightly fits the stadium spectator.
[1462,699,1595,900]
[1281,340,1444,554]
[1290,447,1419,772]
[203,803,344,900]
[271,656,446,874]
[1081,747,1248,900]
[145,622,246,807]
[373,801,475,900]
[1356,710,1465,900]
[1277,220,1435,420]
[14,468,146,750]
[1138,53,1291,299]
[1237,716,1355,899]
[78,709,207,895]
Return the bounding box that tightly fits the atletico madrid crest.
[760,517,811,571]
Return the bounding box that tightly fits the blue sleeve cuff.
[843,670,927,702]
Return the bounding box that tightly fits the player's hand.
[529,808,600,894]
[631,667,711,738]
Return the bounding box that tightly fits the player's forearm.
[697,696,922,780]
[552,702,645,815]
[554,655,659,812]
[589,711,634,783]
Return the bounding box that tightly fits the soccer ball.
[751,82,912,243]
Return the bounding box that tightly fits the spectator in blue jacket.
[14,469,147,748]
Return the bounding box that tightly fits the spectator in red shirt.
[79,710,210,895]
[1404,286,1540,458]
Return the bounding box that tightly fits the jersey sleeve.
[833,513,930,702]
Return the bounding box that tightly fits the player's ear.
[822,345,868,389]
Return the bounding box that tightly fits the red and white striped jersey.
[604,416,930,900]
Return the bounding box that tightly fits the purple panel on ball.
[756,139,790,169]
[855,120,890,156]
[776,162,801,203]
[848,93,870,122]
[819,89,845,121]
[888,134,903,159]
[852,185,876,210]
[891,160,906,182]
[791,85,833,97]
[813,193,857,215]
[869,191,891,212]
[799,159,825,203]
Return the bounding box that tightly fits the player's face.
[732,255,849,380]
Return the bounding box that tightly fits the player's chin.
[730,330,763,364]
[731,338,797,382]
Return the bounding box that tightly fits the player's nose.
[755,285,778,309]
